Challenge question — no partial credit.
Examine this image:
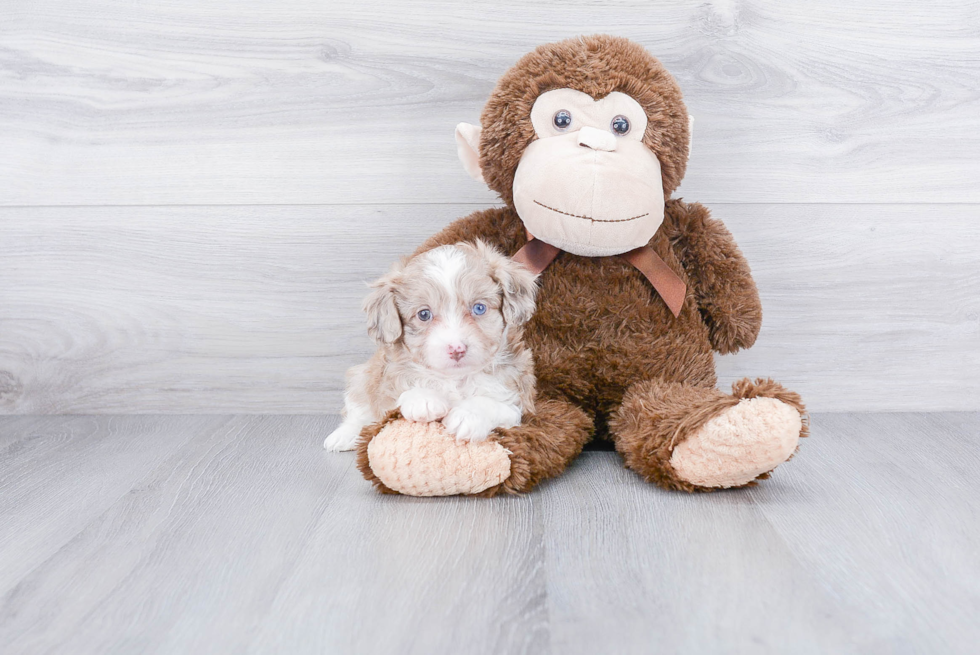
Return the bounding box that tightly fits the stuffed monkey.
[356,35,807,496]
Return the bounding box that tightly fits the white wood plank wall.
[1,1,978,413]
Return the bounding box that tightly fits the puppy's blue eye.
[417,309,432,321]
[611,115,630,135]
[553,110,572,130]
[472,303,487,316]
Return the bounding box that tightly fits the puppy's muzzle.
[448,344,467,362]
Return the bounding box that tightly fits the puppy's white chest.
[430,372,514,405]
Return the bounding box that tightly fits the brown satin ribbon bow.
[512,234,687,318]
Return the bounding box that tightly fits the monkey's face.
[511,89,665,257]
[454,37,692,257]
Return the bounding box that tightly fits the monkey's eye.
[553,110,572,130]
[472,302,487,316]
[611,115,631,136]
[417,309,432,321]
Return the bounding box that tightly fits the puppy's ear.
[363,265,403,344]
[476,239,539,326]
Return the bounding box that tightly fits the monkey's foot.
[670,395,803,489]
[357,417,511,497]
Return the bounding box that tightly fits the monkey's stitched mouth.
[533,200,648,224]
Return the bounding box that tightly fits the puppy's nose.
[578,126,617,152]
[448,344,467,362]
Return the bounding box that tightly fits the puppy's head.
[363,240,538,375]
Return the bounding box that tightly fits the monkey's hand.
[665,199,762,354]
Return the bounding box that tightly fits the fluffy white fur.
[324,241,538,452]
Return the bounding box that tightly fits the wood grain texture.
[538,413,980,653]
[1,0,978,205]
[0,416,228,592]
[1,413,978,653]
[751,413,980,653]
[2,203,977,414]
[0,415,547,655]
[0,204,461,414]
[538,455,863,653]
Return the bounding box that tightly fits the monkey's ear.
[687,115,694,161]
[362,268,403,344]
[455,122,484,183]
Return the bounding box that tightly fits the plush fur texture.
[412,201,754,409]
[509,87,667,256]
[364,416,513,496]
[670,397,802,488]
[479,35,690,206]
[357,35,807,495]
[611,377,808,492]
[357,399,594,496]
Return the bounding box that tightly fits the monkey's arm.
[413,207,526,257]
[664,199,762,354]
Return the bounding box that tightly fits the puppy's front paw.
[323,422,361,452]
[442,407,493,443]
[397,388,450,423]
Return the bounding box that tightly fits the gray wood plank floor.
[1,414,978,653]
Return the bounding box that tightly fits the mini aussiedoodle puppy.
[324,241,538,451]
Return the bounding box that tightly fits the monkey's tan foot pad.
[670,397,803,489]
[366,419,511,496]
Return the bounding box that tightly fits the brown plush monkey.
[356,35,807,496]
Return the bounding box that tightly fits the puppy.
[323,240,538,451]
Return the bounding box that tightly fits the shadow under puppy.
[324,240,538,451]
